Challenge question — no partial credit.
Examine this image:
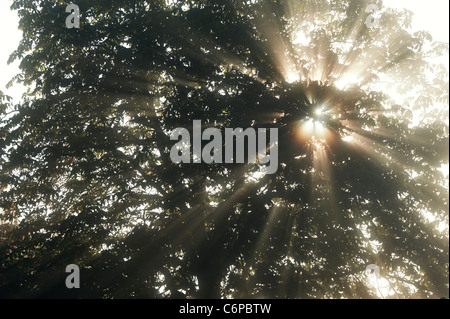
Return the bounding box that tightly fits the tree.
[0,0,448,298]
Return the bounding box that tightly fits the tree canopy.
[0,0,448,298]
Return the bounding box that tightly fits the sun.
[285,72,300,83]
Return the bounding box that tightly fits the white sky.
[0,0,449,103]
[0,0,22,103]
[383,0,449,43]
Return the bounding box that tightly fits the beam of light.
[342,130,449,223]
[249,203,285,260]
[339,124,448,208]
[243,203,290,294]
[146,162,274,267]
[279,214,301,297]
[341,134,355,143]
[333,72,362,90]
[310,139,335,204]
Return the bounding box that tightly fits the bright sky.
[383,0,450,43]
[0,1,22,103]
[0,0,449,103]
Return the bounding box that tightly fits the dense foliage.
[0,0,448,298]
